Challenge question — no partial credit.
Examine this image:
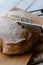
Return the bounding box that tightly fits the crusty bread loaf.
[2,20,39,55]
[3,28,39,55]
[0,8,39,55]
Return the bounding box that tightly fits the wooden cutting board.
[0,8,43,65]
[0,51,33,65]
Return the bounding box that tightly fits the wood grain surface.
[0,51,33,65]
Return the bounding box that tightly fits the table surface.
[0,9,43,65]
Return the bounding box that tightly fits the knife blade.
[17,21,43,33]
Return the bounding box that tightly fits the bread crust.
[0,8,39,55]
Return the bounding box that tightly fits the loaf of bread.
[1,18,39,55]
[3,23,39,55]
[0,8,39,55]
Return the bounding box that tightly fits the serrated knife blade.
[18,21,43,33]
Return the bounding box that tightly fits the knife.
[17,21,43,33]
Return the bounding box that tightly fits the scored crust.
[0,8,39,55]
